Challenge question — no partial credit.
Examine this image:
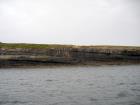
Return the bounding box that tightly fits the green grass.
[0,42,140,50]
[0,43,74,49]
[0,43,50,49]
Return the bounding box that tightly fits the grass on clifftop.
[0,43,50,49]
[0,42,140,50]
[0,43,74,49]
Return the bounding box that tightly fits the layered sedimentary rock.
[0,43,140,67]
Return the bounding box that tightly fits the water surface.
[0,65,140,105]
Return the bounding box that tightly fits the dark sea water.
[0,65,140,105]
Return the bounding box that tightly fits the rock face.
[0,44,140,67]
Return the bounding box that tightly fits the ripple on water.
[116,91,130,98]
[0,100,29,104]
[89,97,98,101]
[88,83,94,86]
[130,83,137,85]
[117,83,125,85]
[131,88,140,92]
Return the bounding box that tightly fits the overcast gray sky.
[0,0,140,46]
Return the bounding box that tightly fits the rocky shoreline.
[0,43,140,68]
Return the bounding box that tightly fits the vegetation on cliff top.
[0,42,140,50]
[0,43,75,49]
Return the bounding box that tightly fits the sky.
[0,0,140,46]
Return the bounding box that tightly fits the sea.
[0,65,140,105]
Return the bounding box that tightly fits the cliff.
[0,43,140,67]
